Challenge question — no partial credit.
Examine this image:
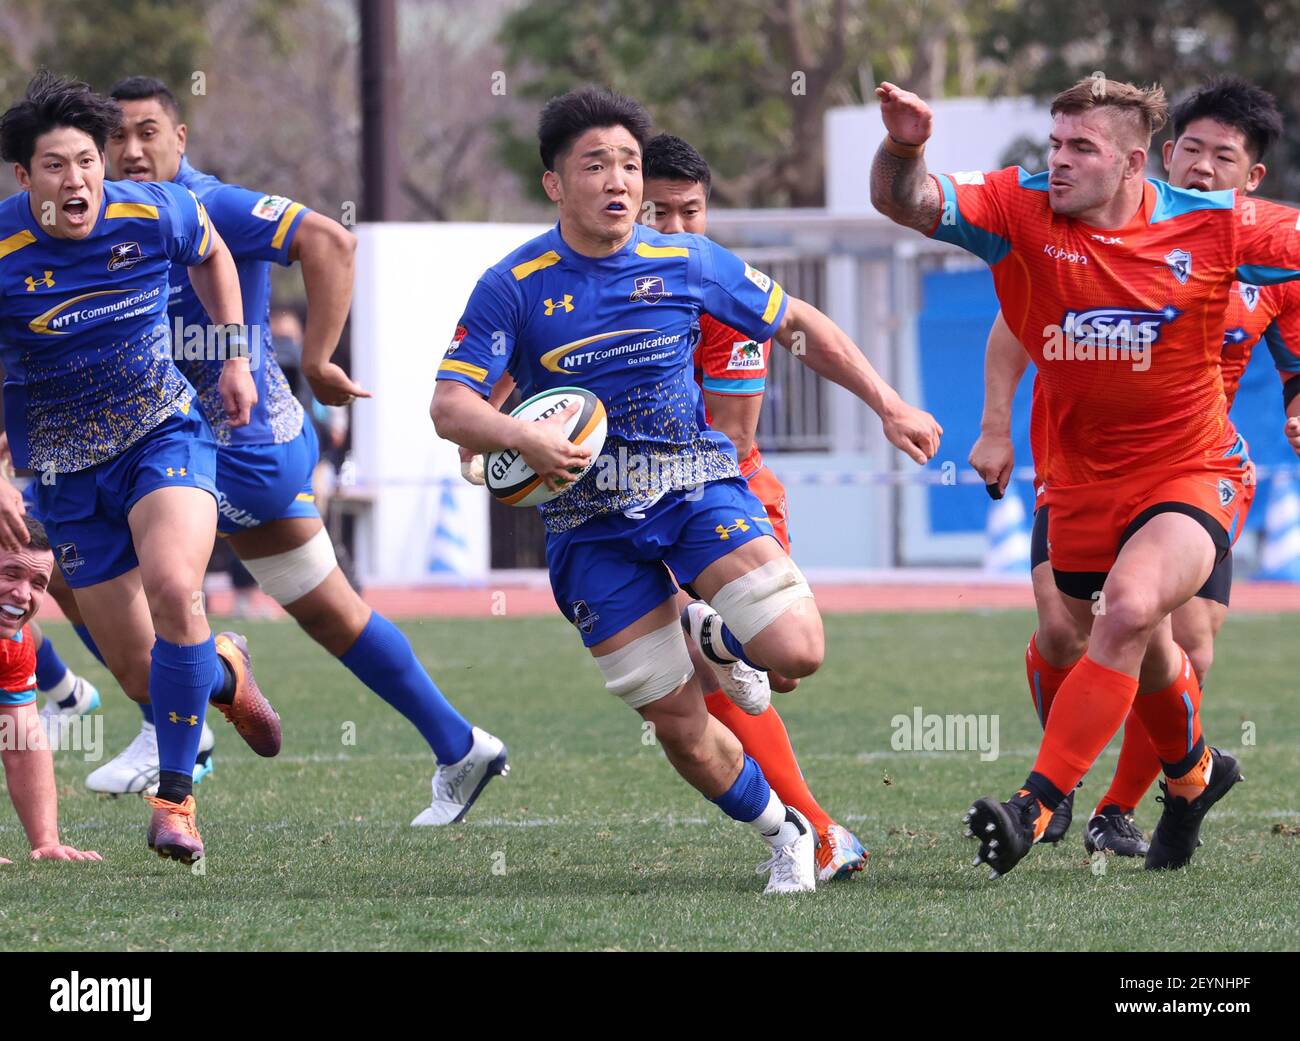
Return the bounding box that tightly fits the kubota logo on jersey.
[538,328,678,373]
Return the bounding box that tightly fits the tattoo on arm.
[870,144,943,233]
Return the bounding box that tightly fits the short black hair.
[643,133,712,196]
[537,87,652,172]
[109,75,182,124]
[22,514,50,552]
[0,69,121,170]
[1171,76,1283,162]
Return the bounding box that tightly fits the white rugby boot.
[90,719,216,795]
[39,673,101,735]
[713,660,771,715]
[682,600,771,714]
[756,807,817,894]
[87,721,159,795]
[411,726,510,826]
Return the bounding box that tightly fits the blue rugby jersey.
[0,178,211,473]
[169,157,308,447]
[437,222,789,532]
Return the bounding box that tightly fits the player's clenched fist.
[1286,416,1300,458]
[875,81,934,147]
[882,401,942,465]
[516,400,592,492]
[969,431,1015,497]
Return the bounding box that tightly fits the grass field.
[1,610,1297,951]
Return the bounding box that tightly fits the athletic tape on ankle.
[594,622,694,709]
[239,527,337,605]
[708,557,812,644]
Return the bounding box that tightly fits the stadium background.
[4,0,1298,593]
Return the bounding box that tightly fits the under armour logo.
[165,467,187,477]
[169,712,199,726]
[543,295,574,315]
[25,271,55,291]
[715,518,751,540]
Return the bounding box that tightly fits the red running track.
[36,580,1300,621]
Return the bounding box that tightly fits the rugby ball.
[484,387,607,507]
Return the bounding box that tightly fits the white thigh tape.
[709,557,812,643]
[594,622,694,710]
[240,526,338,605]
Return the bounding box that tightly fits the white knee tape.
[240,527,338,606]
[594,622,694,710]
[710,557,812,643]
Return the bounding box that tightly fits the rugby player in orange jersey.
[641,133,866,881]
[0,515,101,864]
[970,77,1300,858]
[872,75,1300,876]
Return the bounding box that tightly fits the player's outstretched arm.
[869,82,943,233]
[969,310,1029,497]
[290,213,368,407]
[431,380,590,491]
[188,226,257,427]
[773,295,941,464]
[0,704,101,862]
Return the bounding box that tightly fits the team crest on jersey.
[1164,248,1192,285]
[447,324,468,356]
[1218,478,1236,507]
[571,600,600,634]
[107,242,144,271]
[56,543,85,576]
[1239,283,1260,311]
[251,195,293,221]
[630,276,668,304]
[727,340,764,371]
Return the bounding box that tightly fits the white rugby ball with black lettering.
[485,387,607,507]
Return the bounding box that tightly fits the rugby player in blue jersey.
[79,76,502,824]
[0,71,279,864]
[432,88,942,892]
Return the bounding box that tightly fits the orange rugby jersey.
[932,167,1300,486]
[0,625,38,707]
[693,313,770,478]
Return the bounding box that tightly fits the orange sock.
[1025,632,1081,728]
[704,690,833,835]
[1094,708,1161,815]
[1028,654,1137,802]
[1130,649,1209,799]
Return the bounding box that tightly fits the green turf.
[1,611,1297,951]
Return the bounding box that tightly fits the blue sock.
[711,754,774,823]
[35,636,70,695]
[339,612,473,764]
[139,701,155,726]
[72,623,107,667]
[151,634,217,785]
[208,653,233,703]
[720,623,765,671]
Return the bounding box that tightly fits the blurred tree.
[497,0,1003,207]
[34,0,209,95]
[982,0,1300,199]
